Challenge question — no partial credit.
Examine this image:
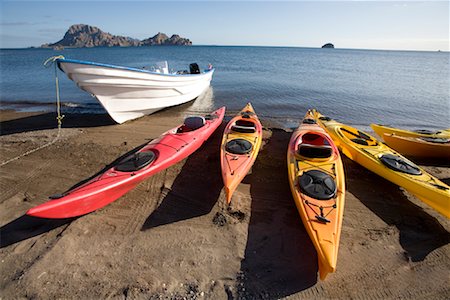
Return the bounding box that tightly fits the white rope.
[0,56,65,167]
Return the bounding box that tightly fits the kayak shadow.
[406,157,450,168]
[141,125,224,230]
[238,129,318,299]
[0,142,152,248]
[343,157,450,262]
[0,214,74,248]
[0,112,115,136]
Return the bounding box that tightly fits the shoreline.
[2,45,449,53]
[1,109,449,299]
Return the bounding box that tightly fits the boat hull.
[27,107,225,218]
[381,133,450,159]
[57,59,214,123]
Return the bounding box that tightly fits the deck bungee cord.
[0,56,65,167]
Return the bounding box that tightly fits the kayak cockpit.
[225,138,253,154]
[231,120,256,133]
[297,133,334,159]
[115,151,156,172]
[177,116,206,133]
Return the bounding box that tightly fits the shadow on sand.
[238,129,318,299]
[0,112,115,136]
[0,215,75,248]
[343,157,450,262]
[406,157,450,168]
[141,125,224,230]
[0,141,151,248]
[66,142,150,192]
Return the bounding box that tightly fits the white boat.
[56,58,215,123]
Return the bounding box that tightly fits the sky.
[0,0,449,51]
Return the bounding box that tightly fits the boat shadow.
[0,112,115,136]
[238,129,318,299]
[0,215,75,248]
[343,156,450,262]
[141,124,225,230]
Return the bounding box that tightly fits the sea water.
[0,46,448,130]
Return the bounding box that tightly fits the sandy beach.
[0,108,449,299]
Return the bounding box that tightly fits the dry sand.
[0,108,449,299]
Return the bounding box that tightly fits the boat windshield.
[154,61,169,74]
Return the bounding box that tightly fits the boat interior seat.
[298,143,333,159]
[115,151,156,172]
[231,120,256,133]
[189,63,200,74]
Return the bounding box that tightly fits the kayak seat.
[414,129,436,135]
[420,137,450,144]
[302,133,330,144]
[351,138,369,146]
[379,154,422,175]
[231,120,256,133]
[302,118,317,124]
[299,170,337,200]
[204,114,218,120]
[241,111,255,118]
[226,138,253,154]
[115,151,156,172]
[319,116,332,121]
[184,116,205,130]
[298,144,333,159]
[178,116,205,132]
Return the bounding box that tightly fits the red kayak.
[27,107,226,219]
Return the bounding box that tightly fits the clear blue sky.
[1,1,448,51]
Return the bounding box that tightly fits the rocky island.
[321,43,335,48]
[41,24,192,48]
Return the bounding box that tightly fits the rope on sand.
[0,56,66,167]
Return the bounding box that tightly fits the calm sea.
[1,46,449,130]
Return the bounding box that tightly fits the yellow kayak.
[221,103,263,203]
[313,110,450,218]
[287,110,345,280]
[381,133,450,160]
[371,123,450,139]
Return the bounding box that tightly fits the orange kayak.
[221,103,263,203]
[381,133,450,160]
[287,110,345,280]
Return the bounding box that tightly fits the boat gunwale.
[56,58,215,78]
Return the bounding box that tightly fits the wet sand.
[1,109,449,299]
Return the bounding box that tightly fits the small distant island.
[41,24,192,48]
[321,43,334,49]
